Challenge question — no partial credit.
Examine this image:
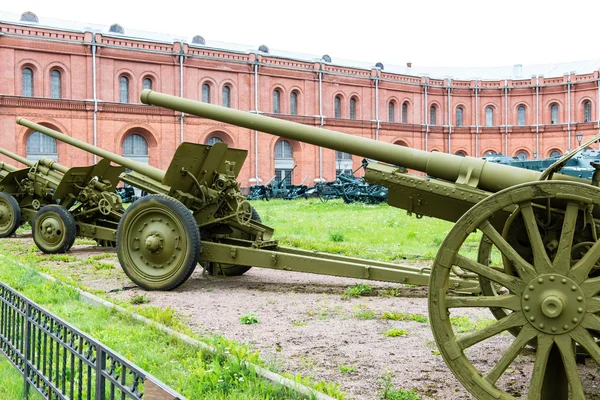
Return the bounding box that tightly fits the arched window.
[549,149,562,158]
[202,83,211,103]
[516,151,528,160]
[550,103,559,124]
[455,151,467,157]
[401,102,408,124]
[123,134,148,197]
[334,96,342,119]
[143,77,152,91]
[20,12,39,23]
[485,107,493,126]
[388,101,395,123]
[22,68,33,97]
[119,76,129,103]
[456,107,464,127]
[26,131,57,161]
[222,86,231,108]
[109,24,124,34]
[517,105,526,126]
[336,151,353,177]
[430,105,437,125]
[290,91,298,115]
[206,136,224,146]
[349,97,357,120]
[584,101,592,122]
[50,70,61,99]
[484,150,497,157]
[274,140,294,186]
[273,89,281,114]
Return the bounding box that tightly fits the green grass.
[380,312,428,323]
[383,329,409,337]
[342,283,373,298]
[450,315,496,333]
[0,255,344,399]
[239,313,260,325]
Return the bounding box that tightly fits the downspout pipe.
[505,79,509,157]
[179,42,185,144]
[318,61,324,181]
[475,79,479,157]
[567,74,572,151]
[424,78,428,151]
[536,76,539,158]
[92,32,98,163]
[447,80,451,154]
[374,68,380,141]
[253,53,260,183]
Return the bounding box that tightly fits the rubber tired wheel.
[211,208,262,277]
[429,181,600,399]
[31,205,76,254]
[0,192,21,238]
[116,194,201,291]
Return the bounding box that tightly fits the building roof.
[2,10,600,81]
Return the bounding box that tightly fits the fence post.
[95,347,105,400]
[23,302,31,398]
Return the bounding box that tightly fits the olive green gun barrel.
[16,118,166,183]
[140,89,585,193]
[0,147,68,174]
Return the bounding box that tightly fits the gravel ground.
[8,234,600,399]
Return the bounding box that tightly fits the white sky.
[4,0,600,68]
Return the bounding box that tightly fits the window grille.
[273,89,281,114]
[486,107,493,126]
[549,150,562,158]
[550,103,559,124]
[274,140,293,185]
[517,105,526,126]
[50,70,61,99]
[206,136,223,145]
[401,102,408,123]
[290,91,298,115]
[388,102,395,122]
[430,105,436,125]
[456,107,464,127]
[202,84,211,103]
[516,151,528,160]
[334,96,341,118]
[584,101,592,122]
[222,86,231,108]
[335,151,352,176]
[26,131,58,161]
[119,76,129,103]
[143,78,152,91]
[349,98,356,120]
[23,68,33,97]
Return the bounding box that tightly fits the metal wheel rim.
[429,181,600,399]
[35,212,67,251]
[120,204,191,283]
[0,197,17,235]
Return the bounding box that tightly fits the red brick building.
[1,11,600,188]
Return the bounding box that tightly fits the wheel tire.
[210,208,261,277]
[0,192,21,238]
[31,205,76,254]
[116,194,200,291]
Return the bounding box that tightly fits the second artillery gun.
[127,89,599,400]
[0,148,125,252]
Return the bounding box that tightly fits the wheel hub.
[522,274,585,334]
[40,217,62,243]
[144,233,164,253]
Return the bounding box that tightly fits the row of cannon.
[0,89,597,399]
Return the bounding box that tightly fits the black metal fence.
[0,282,185,400]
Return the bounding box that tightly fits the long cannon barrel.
[140,89,586,193]
[0,147,68,174]
[16,118,166,183]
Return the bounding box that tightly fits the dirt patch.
[6,235,600,399]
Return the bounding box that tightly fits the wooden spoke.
[486,324,537,384]
[457,312,526,350]
[586,297,600,313]
[455,254,525,295]
[552,201,579,275]
[580,313,600,332]
[554,334,585,400]
[569,240,600,285]
[580,277,600,297]
[520,204,553,274]
[527,335,554,400]
[479,220,536,282]
[570,326,600,366]
[446,294,521,311]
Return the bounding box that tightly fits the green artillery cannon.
[136,89,600,400]
[16,118,480,295]
[0,147,125,252]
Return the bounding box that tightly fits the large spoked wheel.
[116,194,201,291]
[31,205,76,254]
[429,181,600,399]
[0,192,21,238]
[209,208,262,277]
